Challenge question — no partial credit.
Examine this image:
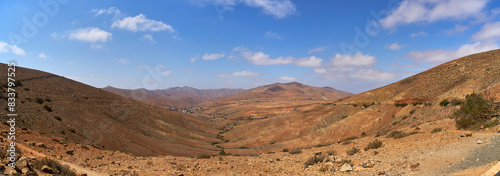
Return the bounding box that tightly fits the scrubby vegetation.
[395,102,408,107]
[439,99,450,107]
[346,147,359,156]
[412,102,423,106]
[454,92,500,130]
[386,130,417,139]
[53,116,62,121]
[43,105,53,112]
[289,148,302,155]
[450,99,462,106]
[304,154,326,166]
[36,98,44,104]
[431,128,442,133]
[340,136,358,145]
[196,153,211,159]
[364,139,383,151]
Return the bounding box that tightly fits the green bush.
[196,153,211,159]
[23,88,30,91]
[364,140,383,151]
[386,130,417,139]
[450,99,462,106]
[440,99,450,107]
[282,148,289,152]
[412,102,423,106]
[304,154,326,166]
[289,148,302,155]
[431,128,442,133]
[395,102,408,107]
[44,98,52,102]
[43,105,53,112]
[53,116,62,121]
[454,92,500,130]
[36,98,44,104]
[68,128,76,133]
[346,147,359,156]
[409,110,416,115]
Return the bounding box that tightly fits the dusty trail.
[14,140,105,176]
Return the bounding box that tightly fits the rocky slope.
[0,64,219,157]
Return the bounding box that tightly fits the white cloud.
[470,21,500,42]
[385,43,405,50]
[331,52,376,66]
[404,41,499,63]
[114,58,128,64]
[242,0,296,19]
[380,0,489,28]
[217,70,260,77]
[279,76,297,81]
[264,31,281,39]
[161,70,172,75]
[190,57,198,63]
[295,56,322,67]
[91,7,121,17]
[142,34,154,41]
[195,0,295,19]
[232,47,294,65]
[68,27,112,43]
[243,51,294,65]
[410,31,428,37]
[0,41,26,56]
[10,45,26,56]
[444,24,468,35]
[350,69,397,81]
[313,68,327,74]
[308,46,326,54]
[112,14,174,32]
[39,53,48,59]
[202,52,225,60]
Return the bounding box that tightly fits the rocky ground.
[2,118,499,176]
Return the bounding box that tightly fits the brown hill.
[0,63,220,157]
[214,82,353,102]
[102,86,244,108]
[339,49,500,104]
[216,49,500,154]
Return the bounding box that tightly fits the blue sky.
[1,0,500,93]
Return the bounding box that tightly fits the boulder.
[4,166,17,175]
[41,165,53,174]
[340,163,353,172]
[465,131,473,137]
[21,168,30,174]
[35,143,46,148]
[14,156,30,171]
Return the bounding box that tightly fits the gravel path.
[446,134,500,174]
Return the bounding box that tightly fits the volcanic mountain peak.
[215,81,352,102]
